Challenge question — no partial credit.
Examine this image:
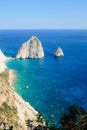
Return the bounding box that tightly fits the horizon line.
[0,28,87,30]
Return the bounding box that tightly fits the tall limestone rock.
[16,36,44,59]
[54,47,64,57]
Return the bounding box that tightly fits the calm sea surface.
[0,30,87,125]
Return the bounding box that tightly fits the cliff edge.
[0,50,12,72]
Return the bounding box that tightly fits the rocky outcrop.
[16,36,44,59]
[54,47,64,57]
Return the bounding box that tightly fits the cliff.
[0,50,12,72]
[0,62,7,72]
[0,70,46,130]
[0,50,7,72]
[16,36,44,59]
[0,50,7,62]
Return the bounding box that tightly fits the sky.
[0,0,87,29]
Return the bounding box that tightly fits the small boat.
[24,86,29,89]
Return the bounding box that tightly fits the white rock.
[0,62,7,72]
[54,47,64,57]
[16,36,44,59]
[0,50,7,62]
[0,50,12,72]
[0,50,12,62]
[0,50,7,72]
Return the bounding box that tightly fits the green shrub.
[58,104,87,130]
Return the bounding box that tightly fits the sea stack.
[54,47,64,57]
[16,36,44,59]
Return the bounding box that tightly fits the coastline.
[0,56,46,129]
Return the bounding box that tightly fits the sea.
[0,30,87,126]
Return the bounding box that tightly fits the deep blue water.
[0,30,87,125]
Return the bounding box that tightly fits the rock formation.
[54,47,64,57]
[16,36,44,59]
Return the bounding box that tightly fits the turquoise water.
[0,30,87,125]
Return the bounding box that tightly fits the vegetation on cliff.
[0,70,45,130]
[0,70,19,130]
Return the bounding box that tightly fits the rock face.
[0,50,13,72]
[54,47,64,57]
[0,50,7,62]
[0,62,7,72]
[16,36,44,59]
[0,50,7,72]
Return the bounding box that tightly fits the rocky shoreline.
[0,37,64,129]
[0,50,46,129]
